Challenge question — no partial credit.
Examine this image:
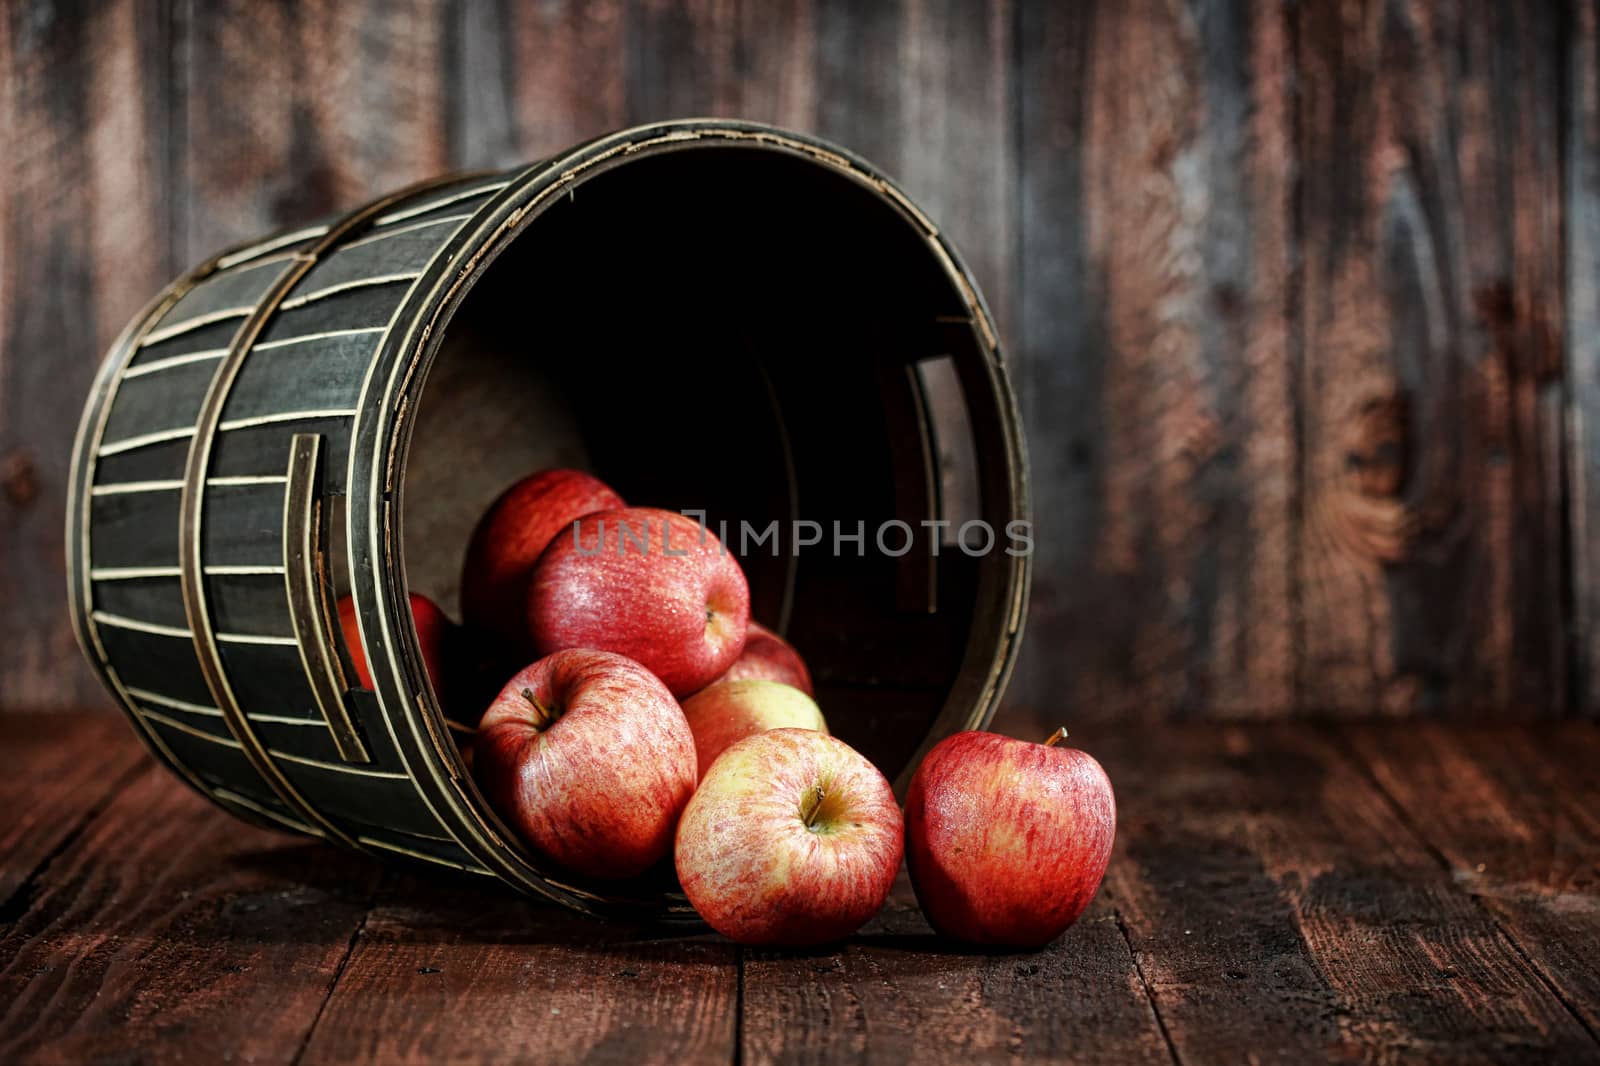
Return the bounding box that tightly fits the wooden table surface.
[3,711,1599,1065]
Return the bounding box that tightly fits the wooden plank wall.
[0,0,1588,720]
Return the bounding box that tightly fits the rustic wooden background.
[1,0,1594,722]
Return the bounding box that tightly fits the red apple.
[904,728,1116,948]
[459,469,624,652]
[681,679,828,780]
[339,593,449,692]
[675,728,902,945]
[713,621,813,695]
[528,507,749,697]
[473,649,696,880]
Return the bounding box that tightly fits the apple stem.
[1044,726,1070,747]
[800,785,826,828]
[521,688,555,729]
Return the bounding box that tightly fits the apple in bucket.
[472,649,697,880]
[459,469,624,653]
[528,507,749,697]
[680,679,828,781]
[713,621,813,695]
[338,592,449,692]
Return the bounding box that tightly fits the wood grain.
[298,874,738,1065]
[1096,722,1600,1061]
[181,0,451,260]
[5,714,1600,1062]
[1011,0,1297,723]
[740,873,1173,1065]
[624,0,815,133]
[1343,720,1600,1037]
[1,0,1592,719]
[447,0,629,166]
[1570,0,1600,717]
[0,757,381,1063]
[1294,0,1567,714]
[0,713,147,919]
[0,0,181,709]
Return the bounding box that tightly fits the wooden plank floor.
[2,713,1598,1064]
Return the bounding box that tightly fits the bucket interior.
[400,146,999,782]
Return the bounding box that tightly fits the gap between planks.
[290,877,386,1066]
[1098,722,1600,1063]
[10,718,1600,1064]
[1111,907,1182,1066]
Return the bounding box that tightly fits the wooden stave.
[75,177,509,870]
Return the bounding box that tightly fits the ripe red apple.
[904,728,1116,948]
[473,649,696,880]
[528,507,749,697]
[675,728,902,945]
[713,621,813,695]
[680,679,828,780]
[459,469,624,652]
[339,592,449,692]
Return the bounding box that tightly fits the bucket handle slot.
[874,360,940,614]
[283,432,372,764]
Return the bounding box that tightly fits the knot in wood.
[1344,392,1409,499]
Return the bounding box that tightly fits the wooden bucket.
[66,120,1030,917]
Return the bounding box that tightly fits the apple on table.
[675,728,902,946]
[904,727,1116,949]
